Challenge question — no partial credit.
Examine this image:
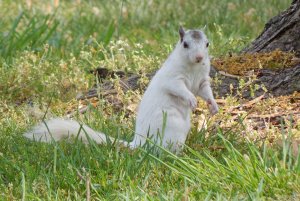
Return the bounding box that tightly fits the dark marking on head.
[179,26,185,42]
[191,31,202,40]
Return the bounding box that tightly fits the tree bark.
[210,64,300,99]
[243,0,300,56]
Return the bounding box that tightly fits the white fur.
[24,28,218,153]
[23,118,117,144]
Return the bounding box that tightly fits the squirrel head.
[178,26,210,65]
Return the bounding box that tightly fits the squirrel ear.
[179,26,185,42]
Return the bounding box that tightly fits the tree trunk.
[242,0,300,56]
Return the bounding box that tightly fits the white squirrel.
[24,27,219,153]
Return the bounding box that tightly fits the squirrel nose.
[195,55,203,63]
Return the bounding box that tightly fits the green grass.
[1,0,299,200]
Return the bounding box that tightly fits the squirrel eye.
[183,42,189,48]
[206,42,209,48]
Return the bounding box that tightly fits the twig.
[218,70,242,78]
[249,111,300,119]
[226,94,265,114]
[86,173,91,201]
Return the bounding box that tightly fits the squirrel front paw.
[207,99,218,115]
[187,94,197,110]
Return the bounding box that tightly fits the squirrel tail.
[24,118,126,145]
